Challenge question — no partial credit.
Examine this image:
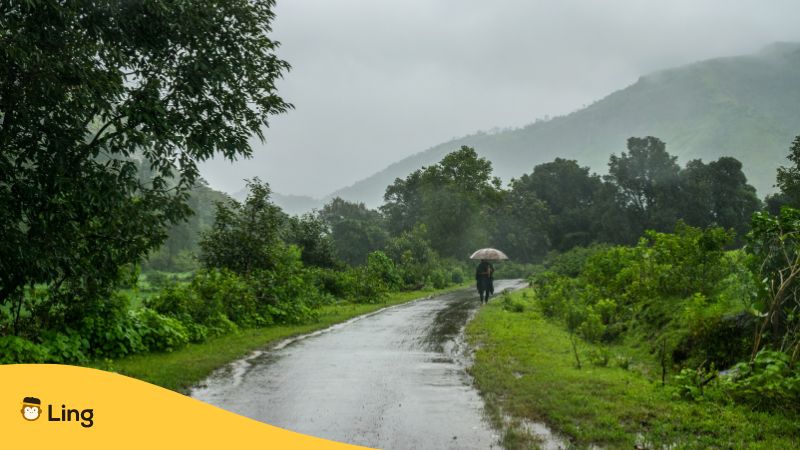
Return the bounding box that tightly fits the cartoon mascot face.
[22,397,42,421]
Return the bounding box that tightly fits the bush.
[722,350,800,411]
[587,347,611,367]
[249,246,321,323]
[673,365,718,401]
[0,336,50,363]
[182,321,210,343]
[80,297,146,358]
[132,308,190,352]
[545,245,611,277]
[675,294,754,367]
[40,331,90,364]
[498,261,541,279]
[386,225,439,288]
[145,271,170,290]
[501,293,527,313]
[529,223,763,377]
[577,309,606,343]
[147,269,262,331]
[450,266,465,284]
[428,268,449,289]
[310,267,357,299]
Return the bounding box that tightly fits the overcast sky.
[199,0,800,198]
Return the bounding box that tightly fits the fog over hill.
[327,43,800,207]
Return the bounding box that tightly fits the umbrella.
[469,248,509,261]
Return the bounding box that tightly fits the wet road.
[191,279,527,450]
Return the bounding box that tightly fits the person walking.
[475,259,494,304]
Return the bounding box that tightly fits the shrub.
[132,308,190,352]
[428,268,449,289]
[722,350,800,411]
[147,269,262,330]
[310,267,357,299]
[365,251,403,291]
[588,347,611,367]
[673,365,718,401]
[80,299,146,358]
[40,331,90,364]
[450,266,465,284]
[501,293,526,313]
[182,321,210,343]
[0,336,50,363]
[145,271,170,290]
[545,244,611,277]
[577,309,606,343]
[249,246,321,323]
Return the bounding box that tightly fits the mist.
[199,0,800,198]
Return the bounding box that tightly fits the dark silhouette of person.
[475,259,494,304]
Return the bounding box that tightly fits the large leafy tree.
[511,158,613,252]
[606,137,682,237]
[0,0,290,335]
[283,214,339,269]
[382,146,502,259]
[319,197,388,266]
[491,186,551,262]
[679,157,762,240]
[199,179,285,275]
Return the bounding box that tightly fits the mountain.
[231,186,322,216]
[329,42,800,207]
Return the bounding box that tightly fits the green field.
[466,289,800,449]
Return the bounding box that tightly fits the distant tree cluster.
[492,137,762,262]
[152,137,766,272]
[279,137,761,268]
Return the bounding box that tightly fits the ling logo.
[20,396,95,428]
[21,397,42,421]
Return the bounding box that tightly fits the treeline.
[316,136,761,269]
[150,136,763,274]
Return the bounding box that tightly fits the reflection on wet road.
[192,279,527,450]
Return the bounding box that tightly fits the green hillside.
[330,42,800,206]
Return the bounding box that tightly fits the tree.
[384,225,440,288]
[491,186,551,262]
[606,137,682,236]
[511,158,612,251]
[0,1,289,336]
[381,146,502,259]
[776,135,800,206]
[319,197,388,266]
[283,214,339,269]
[679,157,762,240]
[199,179,285,275]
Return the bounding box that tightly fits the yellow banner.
[0,364,374,449]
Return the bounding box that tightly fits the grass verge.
[466,288,800,449]
[101,283,469,393]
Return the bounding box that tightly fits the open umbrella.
[469,248,509,261]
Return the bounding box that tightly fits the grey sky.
[199,0,800,198]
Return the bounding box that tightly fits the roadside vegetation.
[106,284,467,392]
[468,289,800,449]
[465,136,800,448]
